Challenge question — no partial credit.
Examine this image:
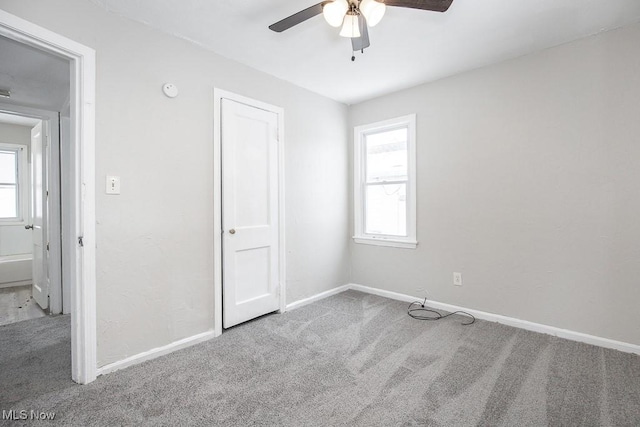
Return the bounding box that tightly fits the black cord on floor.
[408,297,475,325]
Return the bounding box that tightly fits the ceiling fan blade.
[383,0,454,13]
[269,2,326,33]
[351,14,370,51]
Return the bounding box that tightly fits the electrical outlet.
[453,272,462,287]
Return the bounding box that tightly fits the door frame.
[0,10,97,384]
[213,89,286,336]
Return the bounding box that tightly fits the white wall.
[0,0,349,366]
[349,23,640,346]
[0,122,31,258]
[0,224,30,256]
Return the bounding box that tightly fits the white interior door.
[30,121,49,310]
[222,98,280,329]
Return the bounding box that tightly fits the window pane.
[0,185,17,218]
[365,128,407,183]
[365,183,407,236]
[0,151,17,184]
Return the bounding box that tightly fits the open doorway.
[0,36,70,401]
[0,9,97,385]
[0,111,64,326]
[0,33,68,318]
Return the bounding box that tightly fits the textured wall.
[349,23,640,346]
[0,0,349,366]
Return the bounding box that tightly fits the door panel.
[222,98,280,328]
[235,120,270,227]
[235,246,270,303]
[31,122,49,310]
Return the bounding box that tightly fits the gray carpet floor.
[1,290,639,426]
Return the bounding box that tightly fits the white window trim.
[353,114,417,249]
[0,142,29,225]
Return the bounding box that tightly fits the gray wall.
[0,0,349,366]
[2,0,638,368]
[349,23,640,346]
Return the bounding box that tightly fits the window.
[354,114,417,249]
[0,143,28,223]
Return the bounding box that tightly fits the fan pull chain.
[351,48,365,62]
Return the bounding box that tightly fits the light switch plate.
[106,176,120,195]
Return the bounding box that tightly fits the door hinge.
[46,242,49,251]
[78,236,84,247]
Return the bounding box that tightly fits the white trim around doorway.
[0,10,97,384]
[213,89,286,337]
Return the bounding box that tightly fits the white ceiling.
[92,0,640,104]
[0,112,40,127]
[0,36,70,111]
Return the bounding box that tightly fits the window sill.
[353,236,417,249]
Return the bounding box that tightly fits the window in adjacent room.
[0,143,28,223]
[353,114,417,249]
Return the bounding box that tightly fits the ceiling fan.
[269,0,454,58]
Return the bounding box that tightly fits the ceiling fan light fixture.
[323,0,349,27]
[339,11,361,38]
[359,0,386,27]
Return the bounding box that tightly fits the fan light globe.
[339,12,361,38]
[359,0,386,27]
[323,0,349,27]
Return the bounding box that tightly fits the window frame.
[353,114,417,249]
[0,142,29,225]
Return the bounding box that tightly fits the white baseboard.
[348,283,418,304]
[286,284,351,311]
[347,283,640,356]
[0,280,32,289]
[287,283,640,356]
[99,281,639,378]
[96,330,216,376]
[98,286,351,377]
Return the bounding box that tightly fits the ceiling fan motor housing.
[268,0,455,52]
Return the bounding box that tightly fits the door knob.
[25,224,34,230]
[228,229,236,235]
